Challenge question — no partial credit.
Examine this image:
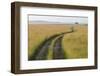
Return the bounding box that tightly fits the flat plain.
[28,24,88,60]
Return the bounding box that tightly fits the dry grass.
[28,24,88,59]
[28,24,71,58]
[62,25,88,59]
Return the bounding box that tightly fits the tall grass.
[28,24,88,59]
[62,25,88,59]
[28,24,71,58]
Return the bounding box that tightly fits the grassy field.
[62,25,88,59]
[28,24,88,59]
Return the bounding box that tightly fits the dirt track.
[29,31,73,60]
[53,35,66,59]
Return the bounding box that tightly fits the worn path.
[29,31,73,60]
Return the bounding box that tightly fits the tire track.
[29,34,60,60]
[34,39,52,60]
[53,35,66,59]
[29,31,73,60]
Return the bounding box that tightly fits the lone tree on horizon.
[75,22,79,24]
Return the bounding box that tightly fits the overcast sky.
[29,15,88,24]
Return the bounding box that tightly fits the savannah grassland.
[28,24,88,59]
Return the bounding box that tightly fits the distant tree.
[75,22,79,24]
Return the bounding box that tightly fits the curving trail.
[29,34,60,60]
[53,35,66,59]
[29,31,73,60]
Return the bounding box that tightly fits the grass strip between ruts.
[47,35,63,60]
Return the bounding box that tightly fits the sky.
[29,15,88,24]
